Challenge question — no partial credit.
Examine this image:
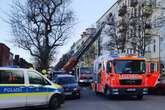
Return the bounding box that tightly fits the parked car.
[0,67,65,110]
[149,76,165,95]
[53,74,80,98]
[48,71,67,80]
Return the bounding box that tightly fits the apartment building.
[118,0,165,67]
[76,28,97,67]
[97,0,165,68]
[71,28,96,54]
[0,43,10,66]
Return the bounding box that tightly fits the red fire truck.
[92,54,160,99]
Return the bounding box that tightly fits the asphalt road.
[57,87,165,110]
[25,87,165,110]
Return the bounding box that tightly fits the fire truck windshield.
[114,60,146,74]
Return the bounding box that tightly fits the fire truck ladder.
[63,23,105,71]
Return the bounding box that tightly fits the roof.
[0,43,10,50]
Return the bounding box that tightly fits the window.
[98,63,102,70]
[56,77,76,85]
[103,63,105,70]
[148,46,151,53]
[153,40,156,52]
[0,70,24,84]
[106,62,111,73]
[28,71,50,85]
[153,45,156,53]
[150,63,157,73]
[114,60,146,74]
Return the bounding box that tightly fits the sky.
[0,0,117,64]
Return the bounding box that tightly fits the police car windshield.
[114,60,146,74]
[56,77,76,85]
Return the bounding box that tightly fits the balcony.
[118,25,127,33]
[129,18,137,26]
[118,5,127,16]
[129,13,137,19]
[130,0,138,7]
[142,0,153,7]
[144,29,152,36]
[142,1,153,17]
[145,23,152,29]
[143,6,153,17]
[118,33,126,41]
[117,18,126,27]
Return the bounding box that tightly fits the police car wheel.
[49,96,60,110]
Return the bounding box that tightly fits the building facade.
[96,1,119,56]
[97,0,165,70]
[76,28,97,67]
[0,43,10,66]
[0,43,33,68]
[71,28,97,55]
[118,0,165,69]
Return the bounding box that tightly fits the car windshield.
[52,71,67,75]
[50,71,68,80]
[114,60,146,74]
[80,67,93,74]
[56,77,76,85]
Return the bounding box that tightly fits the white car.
[0,67,65,110]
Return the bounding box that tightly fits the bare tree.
[104,13,127,52]
[129,1,154,55]
[9,0,75,71]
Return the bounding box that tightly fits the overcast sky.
[0,0,117,63]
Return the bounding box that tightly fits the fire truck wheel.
[137,95,143,100]
[105,88,113,99]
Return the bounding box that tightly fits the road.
[28,87,165,110]
[57,87,165,110]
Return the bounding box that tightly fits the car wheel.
[49,96,60,110]
[77,92,81,99]
[137,95,143,100]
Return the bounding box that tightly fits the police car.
[0,67,65,110]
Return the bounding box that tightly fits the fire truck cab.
[92,54,160,99]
